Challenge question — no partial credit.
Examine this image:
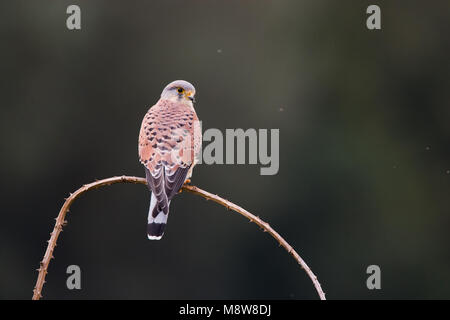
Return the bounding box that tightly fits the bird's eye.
[177,88,184,93]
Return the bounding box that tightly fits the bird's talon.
[184,179,191,185]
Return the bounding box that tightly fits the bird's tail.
[147,192,171,240]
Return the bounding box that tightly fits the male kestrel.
[138,80,202,240]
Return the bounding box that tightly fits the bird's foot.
[178,179,192,193]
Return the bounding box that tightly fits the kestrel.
[138,80,202,240]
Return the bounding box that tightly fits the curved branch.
[32,176,326,300]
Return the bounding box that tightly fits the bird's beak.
[186,92,195,103]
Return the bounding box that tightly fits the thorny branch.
[32,175,326,300]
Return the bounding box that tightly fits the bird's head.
[161,80,196,104]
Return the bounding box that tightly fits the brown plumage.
[138,80,201,240]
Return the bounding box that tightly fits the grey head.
[160,80,196,103]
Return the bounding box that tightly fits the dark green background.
[1,1,449,299]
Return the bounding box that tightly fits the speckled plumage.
[138,80,201,240]
[139,99,200,175]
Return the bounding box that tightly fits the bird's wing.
[139,100,198,200]
[164,166,191,200]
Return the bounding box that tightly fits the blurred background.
[0,0,449,299]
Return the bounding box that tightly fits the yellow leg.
[179,179,192,193]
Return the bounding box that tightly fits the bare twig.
[32,175,326,300]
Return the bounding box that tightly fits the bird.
[138,80,202,240]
